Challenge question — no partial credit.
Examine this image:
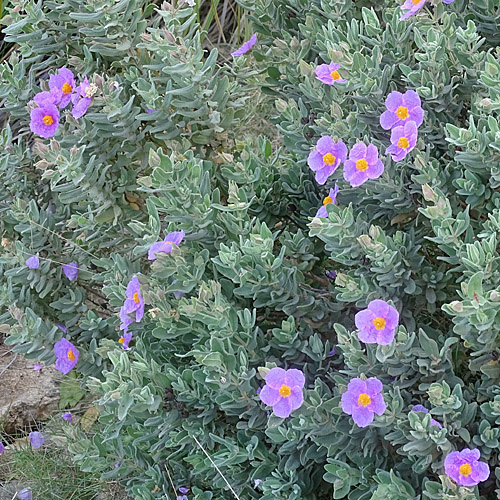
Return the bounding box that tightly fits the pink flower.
[49,67,76,108]
[355,299,399,345]
[385,121,418,162]
[307,136,348,185]
[315,62,346,85]
[231,33,257,57]
[30,104,60,138]
[259,367,305,418]
[54,338,79,374]
[343,143,384,187]
[341,377,386,427]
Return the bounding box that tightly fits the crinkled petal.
[365,144,379,165]
[315,166,333,185]
[403,90,421,109]
[315,136,336,155]
[284,369,305,388]
[376,327,395,345]
[341,389,358,414]
[307,150,325,172]
[148,241,173,260]
[344,161,369,187]
[365,377,383,395]
[349,142,367,160]
[367,160,384,180]
[332,141,348,162]
[470,461,490,483]
[460,448,480,463]
[72,97,92,119]
[351,407,374,427]
[231,33,257,57]
[316,206,328,218]
[380,110,400,130]
[260,385,281,406]
[289,387,304,410]
[385,91,403,111]
[265,367,286,389]
[369,393,386,416]
[164,230,185,246]
[272,396,293,418]
[412,404,428,413]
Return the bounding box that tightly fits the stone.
[0,345,59,433]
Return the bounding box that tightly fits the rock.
[0,345,59,433]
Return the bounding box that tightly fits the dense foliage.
[2,0,500,499]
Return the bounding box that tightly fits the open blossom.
[34,90,62,107]
[343,143,384,187]
[444,449,489,486]
[231,33,257,57]
[62,262,78,281]
[30,103,60,138]
[386,121,418,162]
[148,230,185,260]
[400,0,426,20]
[54,338,79,374]
[118,276,144,348]
[33,363,43,371]
[29,431,44,449]
[307,136,348,185]
[341,377,386,427]
[316,184,339,217]
[56,324,67,333]
[62,412,73,422]
[25,255,40,269]
[411,405,442,428]
[259,367,305,418]
[49,68,76,108]
[380,90,424,130]
[177,487,189,500]
[355,299,399,345]
[315,62,345,85]
[119,332,133,350]
[71,76,93,118]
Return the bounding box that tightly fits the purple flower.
[400,0,427,20]
[355,299,399,345]
[34,90,62,107]
[71,77,93,119]
[307,136,348,185]
[179,488,189,494]
[386,121,418,162]
[122,276,144,323]
[380,90,424,130]
[0,442,4,454]
[231,33,257,57]
[30,103,60,138]
[62,262,78,281]
[115,460,121,468]
[444,449,489,486]
[172,279,185,299]
[17,488,32,500]
[118,332,132,350]
[148,230,185,260]
[49,68,76,108]
[146,108,156,114]
[254,479,262,487]
[329,347,335,355]
[54,338,79,374]
[33,363,43,371]
[56,324,67,333]
[315,62,346,85]
[259,367,305,418]
[411,405,442,428]
[341,377,386,427]
[29,431,44,449]
[25,255,40,269]
[443,0,455,3]
[62,412,73,423]
[326,270,337,280]
[316,184,339,217]
[343,143,384,187]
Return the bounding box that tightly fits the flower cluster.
[400,0,455,21]
[30,68,94,138]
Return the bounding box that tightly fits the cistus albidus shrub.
[2,0,500,499]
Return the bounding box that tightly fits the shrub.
[2,0,500,499]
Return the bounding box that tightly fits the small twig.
[0,353,18,377]
[192,436,241,500]
[164,463,177,499]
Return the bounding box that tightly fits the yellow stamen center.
[118,337,125,344]
[398,137,409,149]
[396,106,409,120]
[279,384,291,398]
[330,70,341,80]
[42,115,54,126]
[67,350,75,361]
[133,292,140,304]
[412,0,421,4]
[356,159,369,171]
[322,153,336,165]
[358,393,371,407]
[62,83,72,94]
[459,463,472,477]
[372,317,386,330]
[323,196,333,206]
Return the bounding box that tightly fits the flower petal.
[289,387,304,410]
[284,369,305,388]
[265,367,286,389]
[272,396,293,418]
[260,385,281,406]
[351,407,374,427]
